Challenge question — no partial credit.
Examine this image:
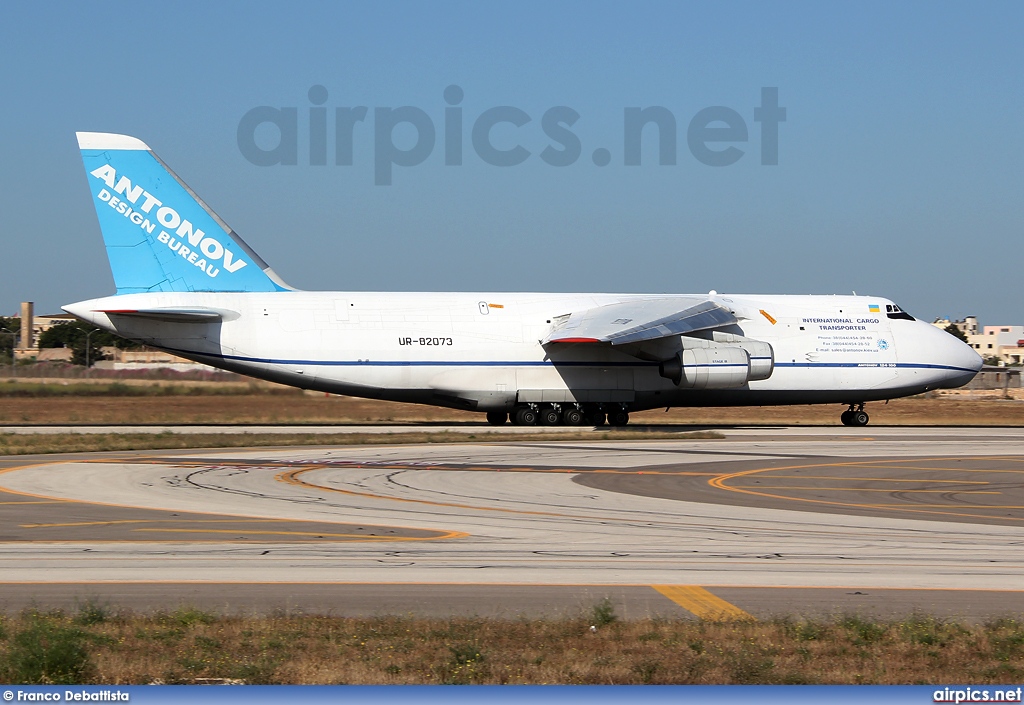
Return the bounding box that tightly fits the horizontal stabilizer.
[544,299,737,346]
[98,307,233,323]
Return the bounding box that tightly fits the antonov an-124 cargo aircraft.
[65,132,982,427]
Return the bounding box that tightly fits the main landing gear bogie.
[498,403,627,427]
[486,411,508,426]
[840,403,869,427]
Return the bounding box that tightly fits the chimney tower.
[19,301,33,349]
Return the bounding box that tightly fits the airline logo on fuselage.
[89,164,247,279]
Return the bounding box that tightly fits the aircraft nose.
[915,322,983,389]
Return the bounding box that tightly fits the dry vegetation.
[1,605,1023,685]
[1,380,1023,426]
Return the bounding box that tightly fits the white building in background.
[971,326,1024,353]
[970,326,1024,365]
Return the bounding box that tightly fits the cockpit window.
[885,303,915,321]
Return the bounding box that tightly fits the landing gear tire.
[608,410,629,427]
[539,406,561,426]
[841,406,869,427]
[486,411,508,426]
[587,411,607,426]
[514,406,538,426]
[563,407,585,426]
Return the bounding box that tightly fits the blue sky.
[1,1,1021,323]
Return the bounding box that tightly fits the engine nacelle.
[711,332,774,381]
[659,346,751,389]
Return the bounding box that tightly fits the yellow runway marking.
[21,519,296,529]
[709,457,1024,522]
[732,486,999,494]
[843,464,1024,474]
[766,475,989,484]
[132,528,422,540]
[0,501,63,504]
[278,466,571,518]
[0,460,467,542]
[845,504,1024,508]
[0,459,853,540]
[21,520,148,528]
[275,467,845,536]
[652,585,752,620]
[141,456,729,477]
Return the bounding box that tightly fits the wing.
[543,298,737,346]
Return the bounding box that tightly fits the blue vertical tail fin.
[77,132,292,294]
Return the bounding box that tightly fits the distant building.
[968,325,1024,364]
[999,346,1024,366]
[8,301,212,370]
[94,348,216,372]
[32,312,78,336]
[932,315,978,337]
[35,348,73,362]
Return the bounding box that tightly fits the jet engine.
[711,332,774,381]
[658,335,775,389]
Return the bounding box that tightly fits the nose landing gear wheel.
[841,405,869,426]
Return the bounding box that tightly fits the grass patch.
[0,382,299,397]
[73,600,112,627]
[0,611,1022,684]
[2,612,93,684]
[0,430,724,456]
[2,387,1023,428]
[590,598,618,627]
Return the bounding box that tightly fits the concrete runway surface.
[2,426,1024,621]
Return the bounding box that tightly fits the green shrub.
[164,606,216,627]
[840,615,888,645]
[591,598,618,626]
[74,600,110,626]
[5,618,92,684]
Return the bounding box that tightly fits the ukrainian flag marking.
[868,304,880,313]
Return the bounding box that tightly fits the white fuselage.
[65,291,982,413]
